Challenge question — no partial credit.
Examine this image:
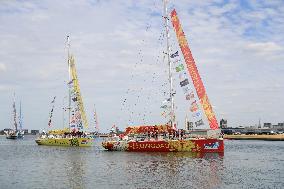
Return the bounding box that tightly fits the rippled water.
[0,136,283,189]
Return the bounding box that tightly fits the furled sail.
[13,94,18,131]
[18,101,23,131]
[170,9,219,130]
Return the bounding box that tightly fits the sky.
[0,0,283,132]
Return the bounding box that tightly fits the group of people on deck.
[109,129,188,142]
[39,129,88,139]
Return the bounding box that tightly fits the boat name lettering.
[131,142,170,149]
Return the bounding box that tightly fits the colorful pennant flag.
[160,105,168,109]
[173,59,181,64]
[170,51,179,58]
[180,79,189,87]
[195,119,204,126]
[182,86,190,94]
[51,96,56,103]
[193,111,202,118]
[190,100,199,112]
[179,71,187,80]
[68,79,74,85]
[185,92,195,100]
[175,64,184,72]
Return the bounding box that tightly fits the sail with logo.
[171,9,219,132]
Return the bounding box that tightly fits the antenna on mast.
[163,0,175,129]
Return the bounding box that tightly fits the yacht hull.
[102,138,224,153]
[35,137,92,147]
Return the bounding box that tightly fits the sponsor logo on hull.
[204,142,219,150]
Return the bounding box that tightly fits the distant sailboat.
[93,104,99,135]
[87,104,99,139]
[35,36,92,147]
[5,94,24,139]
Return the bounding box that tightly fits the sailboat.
[102,2,224,153]
[85,104,99,139]
[5,94,24,139]
[91,104,99,138]
[35,36,92,147]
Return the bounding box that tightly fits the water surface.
[0,136,283,188]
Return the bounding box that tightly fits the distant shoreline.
[224,134,284,141]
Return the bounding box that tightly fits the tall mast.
[67,36,71,131]
[19,101,22,131]
[163,0,175,128]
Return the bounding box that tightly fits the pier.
[224,134,284,141]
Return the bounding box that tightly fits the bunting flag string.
[172,50,204,127]
[69,82,84,131]
[94,105,99,131]
[48,96,56,128]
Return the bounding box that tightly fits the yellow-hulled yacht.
[35,129,93,147]
[35,36,93,147]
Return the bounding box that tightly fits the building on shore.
[220,119,228,129]
[221,121,284,135]
[22,129,29,134]
[30,130,39,135]
[264,123,272,128]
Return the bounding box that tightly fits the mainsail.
[170,9,219,130]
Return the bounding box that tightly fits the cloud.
[246,42,283,53]
[0,63,6,72]
[0,0,283,131]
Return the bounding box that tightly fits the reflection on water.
[0,136,283,189]
[65,149,86,189]
[121,152,224,189]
